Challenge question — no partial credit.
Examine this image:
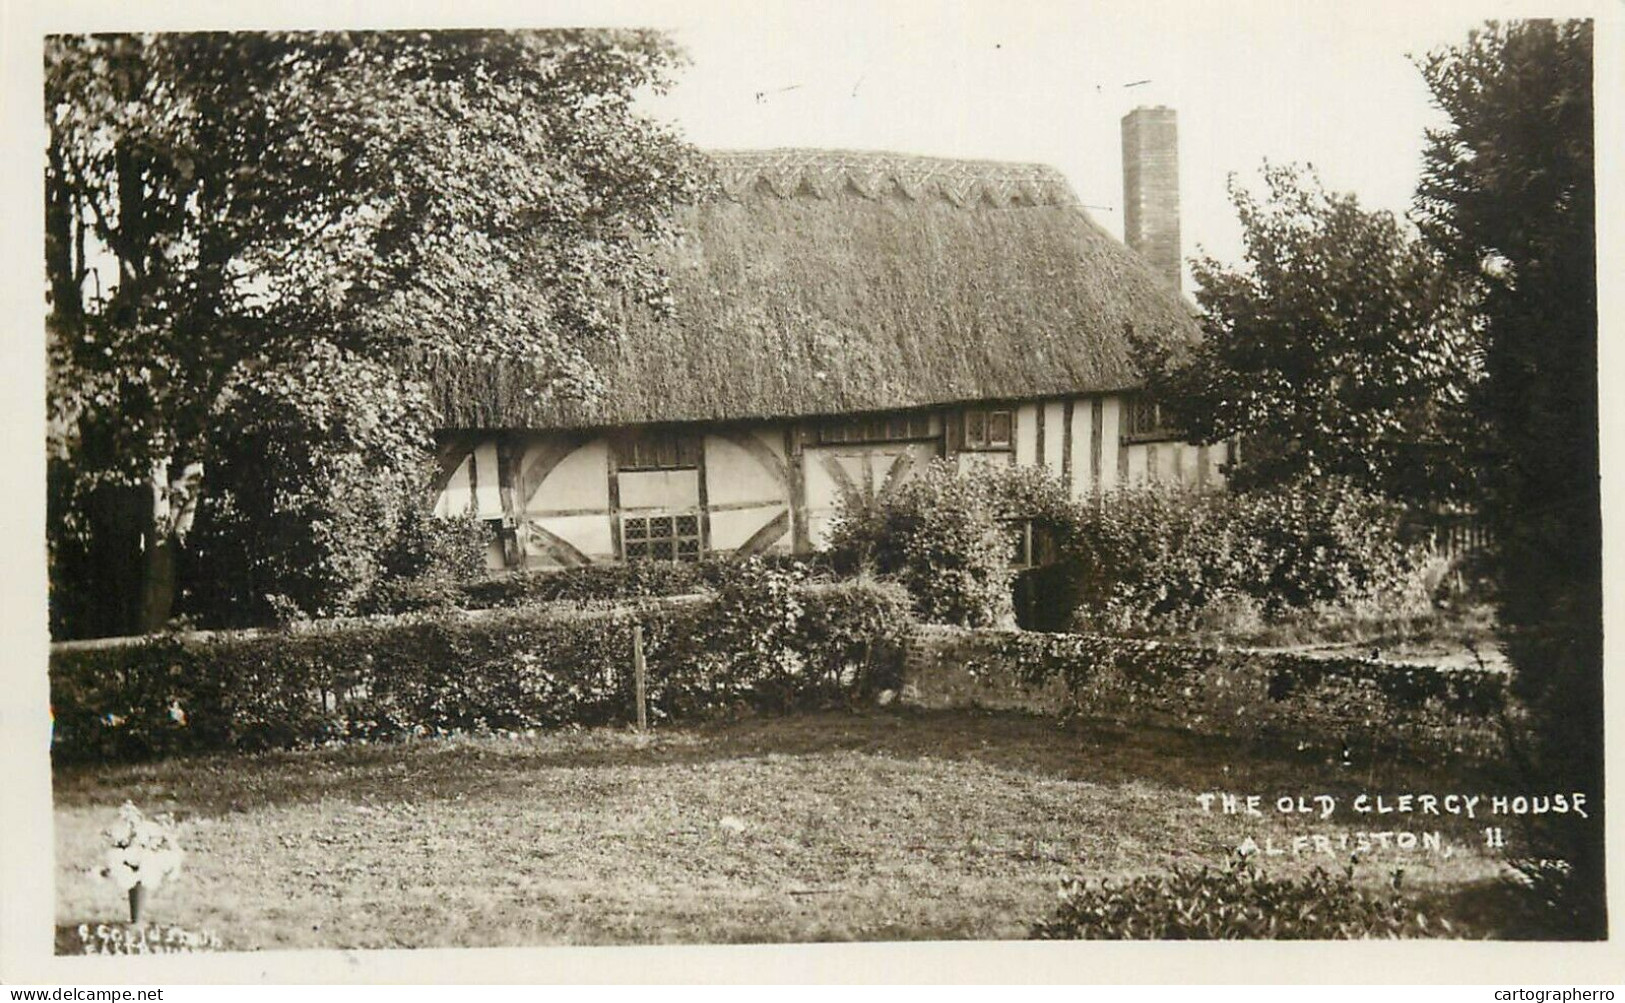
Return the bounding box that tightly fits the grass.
[54,709,1526,950]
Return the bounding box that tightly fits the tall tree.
[1144,163,1479,504]
[45,31,706,635]
[1415,19,1601,937]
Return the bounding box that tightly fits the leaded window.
[623,513,702,562]
[963,407,1014,450]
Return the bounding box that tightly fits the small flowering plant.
[100,802,184,892]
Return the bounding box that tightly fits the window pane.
[1131,398,1158,436]
[675,514,698,537]
[677,539,700,561]
[989,411,1013,446]
[966,410,986,446]
[652,540,675,561]
[627,541,649,560]
[625,518,648,541]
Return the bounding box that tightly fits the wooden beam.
[943,407,963,455]
[877,450,915,501]
[529,498,784,520]
[734,509,790,559]
[431,433,476,499]
[696,435,713,556]
[785,425,810,554]
[1116,399,1130,484]
[525,520,592,568]
[606,445,623,562]
[1090,398,1104,491]
[1061,399,1074,489]
[818,452,862,507]
[1034,401,1046,470]
[496,435,520,567]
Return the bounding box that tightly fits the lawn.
[54,708,1523,950]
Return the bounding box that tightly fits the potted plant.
[100,802,184,923]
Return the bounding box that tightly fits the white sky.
[635,0,1589,289]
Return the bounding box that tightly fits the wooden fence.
[1425,508,1493,562]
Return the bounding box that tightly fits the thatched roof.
[430,149,1200,430]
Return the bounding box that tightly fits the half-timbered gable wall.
[435,394,1225,571]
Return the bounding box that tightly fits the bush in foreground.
[1030,854,1442,940]
[50,573,914,763]
[1060,477,1433,635]
[828,460,1023,628]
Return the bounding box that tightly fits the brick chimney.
[1120,106,1181,290]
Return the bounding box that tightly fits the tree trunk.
[137,459,177,633]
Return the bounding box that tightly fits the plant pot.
[127,882,147,924]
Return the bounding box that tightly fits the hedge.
[454,554,828,610]
[50,575,913,764]
[1031,855,1438,939]
[903,626,1511,761]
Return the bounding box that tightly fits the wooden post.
[632,623,648,731]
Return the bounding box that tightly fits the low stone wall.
[901,625,1510,762]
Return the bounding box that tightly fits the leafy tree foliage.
[1415,19,1601,936]
[181,343,475,627]
[1146,164,1479,503]
[45,31,706,634]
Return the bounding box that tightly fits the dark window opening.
[616,431,701,471]
[817,412,934,445]
[1123,394,1178,441]
[963,407,1014,450]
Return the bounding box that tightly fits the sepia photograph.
[5,0,1617,983]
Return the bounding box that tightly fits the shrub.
[828,460,1016,627]
[1030,853,1442,939]
[363,508,490,615]
[668,559,810,713]
[797,576,916,697]
[50,579,914,763]
[904,625,1508,761]
[1057,477,1433,636]
[455,554,828,610]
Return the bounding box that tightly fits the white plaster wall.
[704,428,789,508]
[710,505,789,553]
[1042,400,1066,473]
[528,438,608,513]
[471,441,503,518]
[1098,396,1122,490]
[1014,403,1039,467]
[529,513,614,564]
[619,469,699,511]
[434,453,474,518]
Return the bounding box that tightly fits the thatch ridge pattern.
[710,149,1074,208]
[429,149,1200,430]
